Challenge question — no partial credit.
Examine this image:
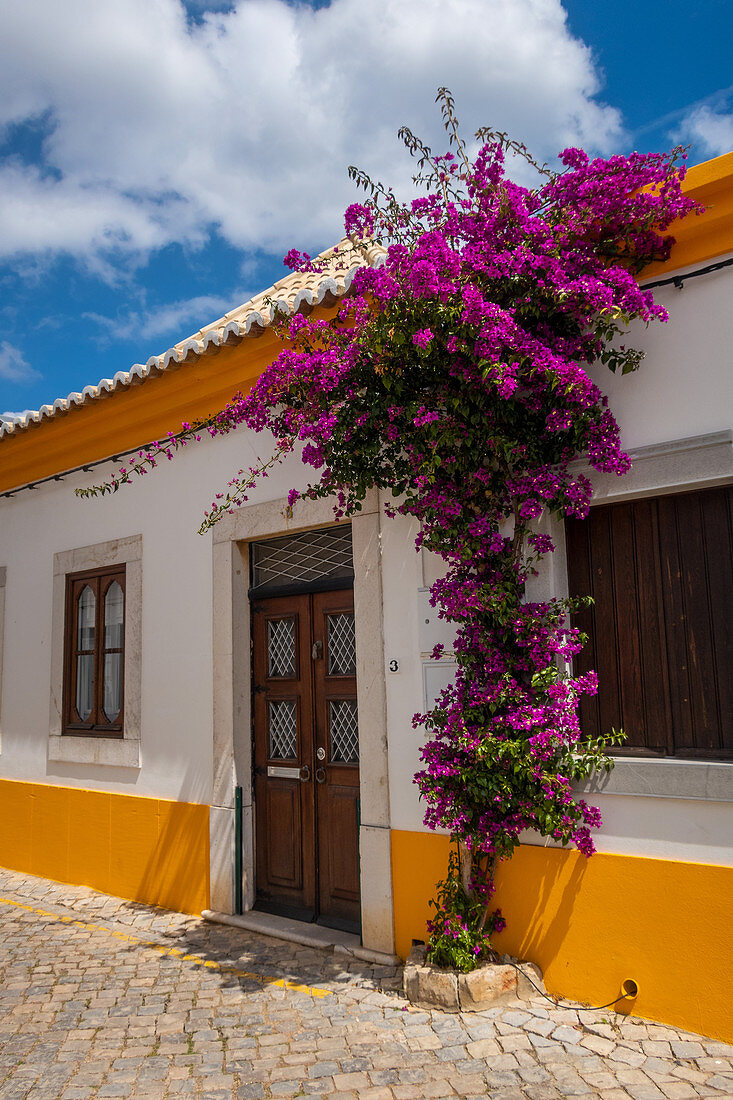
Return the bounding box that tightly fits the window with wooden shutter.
[566,485,733,760]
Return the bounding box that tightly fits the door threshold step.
[201,909,400,966]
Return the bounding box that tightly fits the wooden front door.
[252,589,361,931]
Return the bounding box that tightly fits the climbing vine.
[79,91,697,968]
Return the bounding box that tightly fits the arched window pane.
[65,566,127,732]
[103,652,122,722]
[76,654,94,720]
[104,581,124,649]
[77,586,95,650]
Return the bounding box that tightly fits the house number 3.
[389,659,400,672]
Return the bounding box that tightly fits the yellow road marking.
[0,895,332,999]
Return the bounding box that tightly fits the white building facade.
[0,157,731,1041]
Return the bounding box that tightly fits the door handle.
[315,766,326,784]
[312,640,323,660]
[299,764,311,782]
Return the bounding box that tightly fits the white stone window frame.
[562,430,733,802]
[49,535,142,769]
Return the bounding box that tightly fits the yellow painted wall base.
[391,829,733,1043]
[0,777,209,915]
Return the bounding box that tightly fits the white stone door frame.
[209,489,396,956]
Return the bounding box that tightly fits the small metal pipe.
[639,254,733,291]
[234,786,243,916]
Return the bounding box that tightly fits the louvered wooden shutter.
[565,486,733,760]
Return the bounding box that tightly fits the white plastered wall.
[0,423,398,949]
[0,427,313,803]
[591,257,733,451]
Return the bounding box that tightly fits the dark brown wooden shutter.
[566,485,733,760]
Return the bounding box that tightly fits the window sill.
[48,734,140,769]
[575,757,733,802]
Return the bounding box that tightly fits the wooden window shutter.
[566,485,733,760]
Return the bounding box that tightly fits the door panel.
[253,595,315,915]
[264,781,303,889]
[321,784,361,901]
[252,589,361,932]
[313,590,361,930]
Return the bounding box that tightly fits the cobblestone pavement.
[1,868,732,1100]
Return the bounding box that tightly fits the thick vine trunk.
[459,847,498,936]
[458,840,474,898]
[476,854,497,933]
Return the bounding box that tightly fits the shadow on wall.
[494,843,733,1040]
[0,762,210,916]
[494,844,588,980]
[118,774,210,915]
[390,830,733,1042]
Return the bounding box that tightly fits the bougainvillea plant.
[79,90,698,970]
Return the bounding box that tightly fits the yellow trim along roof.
[0,153,731,494]
[641,151,733,278]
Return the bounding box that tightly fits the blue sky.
[1,0,731,422]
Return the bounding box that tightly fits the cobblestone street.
[0,868,731,1100]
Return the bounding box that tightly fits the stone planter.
[403,944,545,1012]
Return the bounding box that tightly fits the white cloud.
[0,342,41,383]
[84,291,246,343]
[676,105,733,157]
[0,0,622,265]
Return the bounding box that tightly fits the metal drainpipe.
[234,786,243,915]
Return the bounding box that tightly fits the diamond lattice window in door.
[329,699,359,764]
[268,618,296,678]
[328,613,356,676]
[251,526,353,589]
[268,700,297,760]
